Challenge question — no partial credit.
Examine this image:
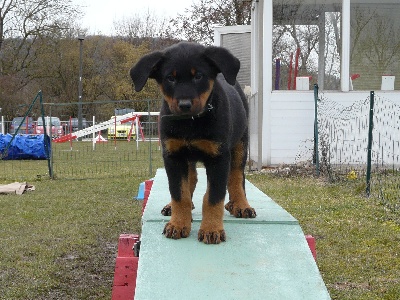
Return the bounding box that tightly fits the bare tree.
[0,0,80,117]
[114,10,170,40]
[350,6,400,90]
[113,9,179,50]
[0,0,80,74]
[273,4,342,90]
[170,0,252,45]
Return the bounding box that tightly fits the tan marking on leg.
[198,188,226,244]
[161,166,196,216]
[226,143,257,218]
[188,163,198,196]
[231,141,244,168]
[188,163,197,210]
[228,168,246,203]
[228,142,246,203]
[163,178,192,239]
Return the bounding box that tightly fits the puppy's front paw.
[161,204,172,216]
[198,229,226,244]
[225,201,257,218]
[163,222,191,239]
[161,202,195,216]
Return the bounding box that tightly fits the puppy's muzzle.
[178,99,192,113]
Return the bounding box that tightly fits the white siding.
[265,91,400,166]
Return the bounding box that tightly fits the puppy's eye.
[194,72,203,81]
[166,74,176,83]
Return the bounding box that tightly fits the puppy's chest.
[163,137,221,157]
[160,116,228,157]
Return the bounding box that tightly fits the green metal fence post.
[313,84,320,176]
[48,104,54,179]
[366,91,374,197]
[1,90,53,179]
[39,92,54,179]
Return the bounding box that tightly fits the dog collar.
[161,103,214,121]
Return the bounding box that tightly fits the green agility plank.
[135,169,331,300]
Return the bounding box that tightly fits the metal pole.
[49,106,54,179]
[148,100,152,176]
[313,84,320,176]
[38,91,53,179]
[366,91,375,197]
[78,35,84,139]
[1,112,4,135]
[92,115,96,151]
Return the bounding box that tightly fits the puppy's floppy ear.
[203,46,240,85]
[130,51,163,92]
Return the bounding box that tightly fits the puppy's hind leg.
[225,142,257,218]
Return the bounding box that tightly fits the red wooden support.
[305,235,317,260]
[117,234,139,257]
[112,177,153,299]
[52,133,77,143]
[112,234,140,300]
[142,179,154,214]
[111,257,139,299]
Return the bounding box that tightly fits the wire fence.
[313,85,400,222]
[2,90,399,221]
[0,94,163,181]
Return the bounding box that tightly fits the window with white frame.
[350,1,400,91]
[272,0,342,91]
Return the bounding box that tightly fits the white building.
[215,0,400,168]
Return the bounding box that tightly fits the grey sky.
[72,0,190,35]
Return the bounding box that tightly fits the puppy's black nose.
[178,99,192,112]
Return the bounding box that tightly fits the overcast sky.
[71,0,191,35]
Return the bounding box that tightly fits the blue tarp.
[0,134,50,160]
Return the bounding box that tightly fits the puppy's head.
[130,42,240,116]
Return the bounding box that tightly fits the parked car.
[70,118,88,132]
[36,116,64,137]
[108,116,136,140]
[9,116,35,134]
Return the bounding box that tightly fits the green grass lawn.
[0,141,154,299]
[0,142,399,299]
[0,176,145,299]
[248,173,400,300]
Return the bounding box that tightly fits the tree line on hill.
[0,0,251,121]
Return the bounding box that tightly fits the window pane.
[350,2,400,91]
[273,0,342,91]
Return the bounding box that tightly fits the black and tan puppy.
[130,42,256,244]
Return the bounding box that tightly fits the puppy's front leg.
[198,189,226,244]
[163,160,193,239]
[198,159,229,244]
[161,162,197,216]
